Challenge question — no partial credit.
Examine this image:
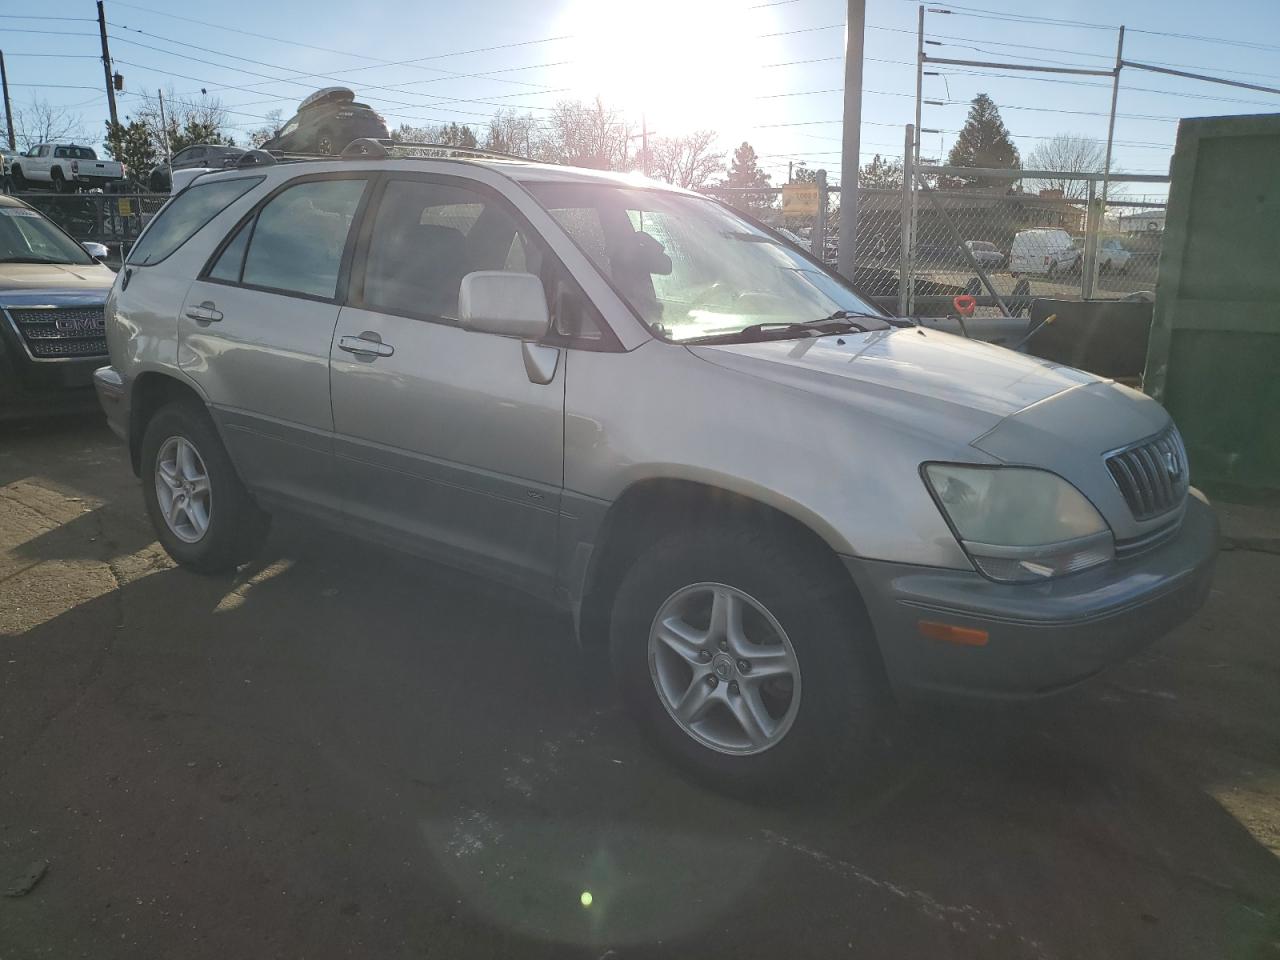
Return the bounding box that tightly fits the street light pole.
[836,0,866,278]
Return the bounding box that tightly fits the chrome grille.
[6,306,107,360]
[1106,427,1189,521]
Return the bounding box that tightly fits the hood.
[0,262,116,298]
[689,327,1099,439]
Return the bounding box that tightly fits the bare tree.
[538,98,633,171]
[131,88,233,152]
[1024,133,1120,199]
[483,109,540,156]
[649,130,724,190]
[13,98,88,151]
[249,109,284,148]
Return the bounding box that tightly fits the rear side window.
[128,177,262,266]
[241,178,367,299]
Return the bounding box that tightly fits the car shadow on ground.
[3,415,1279,957]
[4,487,1280,958]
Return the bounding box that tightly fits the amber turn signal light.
[918,620,989,647]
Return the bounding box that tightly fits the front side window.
[0,206,93,265]
[242,178,367,299]
[527,183,882,342]
[128,176,262,266]
[359,179,543,320]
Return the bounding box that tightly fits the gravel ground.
[1,418,1278,960]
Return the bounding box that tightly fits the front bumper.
[92,365,129,442]
[843,493,1219,699]
[0,333,103,421]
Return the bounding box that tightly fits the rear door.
[179,172,371,515]
[328,174,566,594]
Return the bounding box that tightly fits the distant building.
[1118,209,1166,233]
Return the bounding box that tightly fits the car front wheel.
[610,524,889,795]
[141,402,269,573]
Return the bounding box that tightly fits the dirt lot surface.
[2,419,1278,959]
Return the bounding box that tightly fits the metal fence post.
[898,124,914,316]
[813,169,828,261]
[1081,178,1100,298]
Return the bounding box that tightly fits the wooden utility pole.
[97,1,119,127]
[0,51,15,150]
[836,0,866,277]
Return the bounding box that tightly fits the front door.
[329,175,565,595]
[180,174,370,515]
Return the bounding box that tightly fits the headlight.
[923,464,1114,583]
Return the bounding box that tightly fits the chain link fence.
[8,192,168,265]
[705,163,1168,323]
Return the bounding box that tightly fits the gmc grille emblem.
[54,317,102,334]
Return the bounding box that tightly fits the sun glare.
[557,0,771,136]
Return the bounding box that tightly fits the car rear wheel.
[141,402,269,573]
[610,524,889,796]
[51,169,73,193]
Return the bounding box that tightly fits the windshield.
[0,205,93,264]
[526,183,882,342]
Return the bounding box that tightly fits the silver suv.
[94,148,1217,791]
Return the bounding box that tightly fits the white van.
[1010,228,1080,277]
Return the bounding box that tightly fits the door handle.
[184,301,223,323]
[338,332,394,358]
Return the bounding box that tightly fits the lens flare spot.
[579,890,593,907]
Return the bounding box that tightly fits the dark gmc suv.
[0,195,116,419]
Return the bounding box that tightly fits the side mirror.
[458,271,550,340]
[82,241,110,261]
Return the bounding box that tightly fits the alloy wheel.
[154,435,212,543]
[648,582,802,755]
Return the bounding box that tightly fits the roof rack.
[334,139,533,163]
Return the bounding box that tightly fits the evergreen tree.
[946,94,1020,187]
[724,142,773,213]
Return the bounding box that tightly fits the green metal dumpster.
[1144,113,1280,500]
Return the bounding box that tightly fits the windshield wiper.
[683,312,882,345]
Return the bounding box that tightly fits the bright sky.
[6,0,1280,197]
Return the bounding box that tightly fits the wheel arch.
[576,476,864,649]
[127,370,212,476]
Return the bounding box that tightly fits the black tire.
[1047,260,1059,278]
[610,524,889,796]
[140,401,269,574]
[10,166,25,191]
[51,169,72,194]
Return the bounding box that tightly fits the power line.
[0,52,101,59]
[110,32,563,116]
[1128,25,1280,55]
[6,82,103,91]
[926,4,1116,31]
[0,14,95,20]
[0,28,98,37]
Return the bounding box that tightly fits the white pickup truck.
[10,143,125,193]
